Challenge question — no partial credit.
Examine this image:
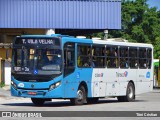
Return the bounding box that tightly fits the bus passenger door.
[63,42,76,98]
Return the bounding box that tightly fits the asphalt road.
[0,88,160,120]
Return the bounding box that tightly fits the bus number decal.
[76,72,80,79]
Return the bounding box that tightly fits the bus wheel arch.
[70,81,88,105]
[79,81,88,96]
[117,80,135,102]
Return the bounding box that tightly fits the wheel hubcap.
[128,86,133,98]
[77,90,83,101]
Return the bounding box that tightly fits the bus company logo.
[146,72,150,78]
[124,71,128,77]
[18,83,24,88]
[116,71,128,77]
[95,73,103,77]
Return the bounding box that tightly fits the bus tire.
[125,82,135,102]
[87,98,99,104]
[117,82,135,102]
[31,98,45,106]
[70,86,86,105]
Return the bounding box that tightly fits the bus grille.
[12,74,60,82]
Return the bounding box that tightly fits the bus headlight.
[11,81,17,90]
[49,81,61,91]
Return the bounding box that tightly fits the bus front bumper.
[11,84,64,99]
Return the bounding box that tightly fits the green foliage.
[0,82,5,88]
[154,37,160,58]
[117,0,160,58]
[91,0,160,58]
[91,32,104,39]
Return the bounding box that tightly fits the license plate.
[28,91,37,95]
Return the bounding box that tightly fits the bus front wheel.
[70,86,86,105]
[31,98,45,106]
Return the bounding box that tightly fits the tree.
[90,0,160,58]
[154,37,160,58]
[109,0,160,58]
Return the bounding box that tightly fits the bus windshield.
[12,48,62,75]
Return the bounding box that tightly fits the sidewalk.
[2,85,10,91]
[0,86,10,97]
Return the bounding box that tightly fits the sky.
[147,0,160,10]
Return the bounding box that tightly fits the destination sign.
[15,38,60,45]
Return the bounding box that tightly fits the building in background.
[0,43,12,85]
[0,0,121,85]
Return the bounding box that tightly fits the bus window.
[12,49,22,66]
[139,48,147,69]
[77,44,91,68]
[119,47,129,68]
[29,49,34,60]
[92,45,105,68]
[106,46,119,68]
[129,48,138,68]
[147,49,152,69]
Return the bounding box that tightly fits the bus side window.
[139,48,147,69]
[92,45,105,68]
[77,45,91,68]
[147,49,152,69]
[77,46,82,67]
[129,48,138,68]
[120,47,129,69]
[106,46,118,68]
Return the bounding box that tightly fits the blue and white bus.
[11,34,153,105]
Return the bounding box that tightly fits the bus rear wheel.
[117,82,135,102]
[31,98,45,106]
[126,82,135,102]
[70,86,86,105]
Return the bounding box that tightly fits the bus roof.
[20,34,73,38]
[62,37,153,48]
[92,39,153,48]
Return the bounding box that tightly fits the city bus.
[11,34,153,106]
